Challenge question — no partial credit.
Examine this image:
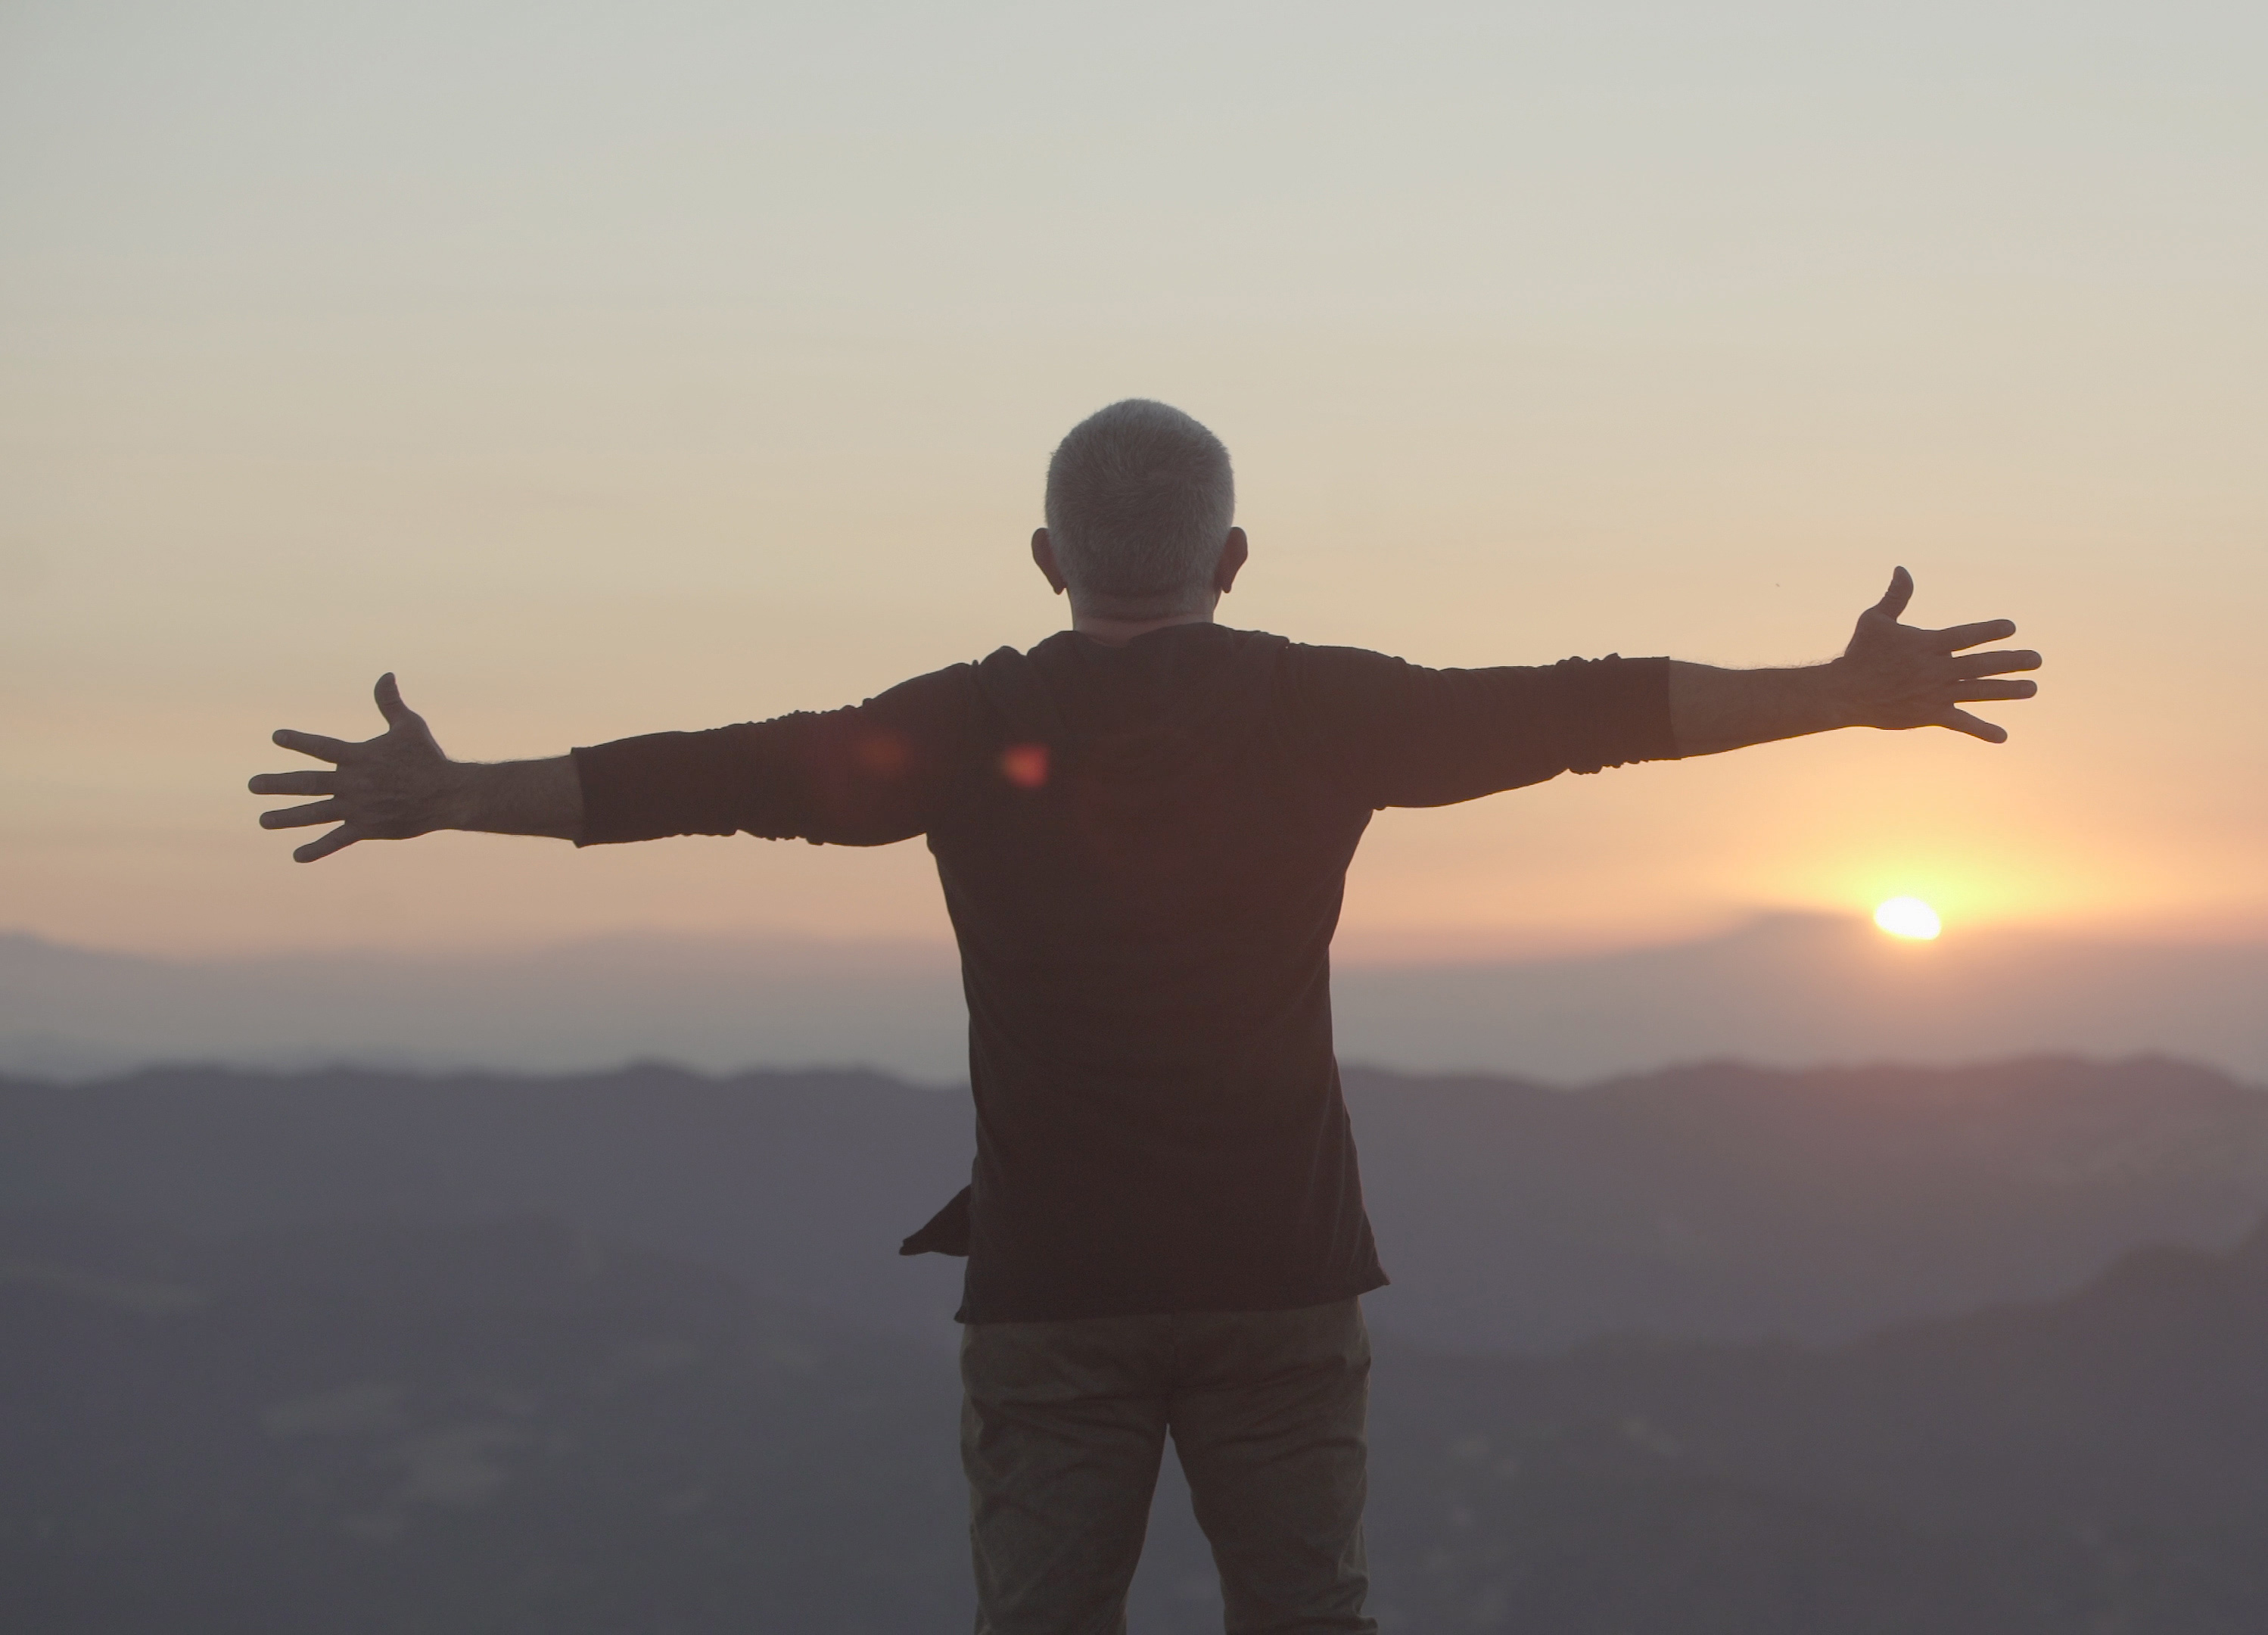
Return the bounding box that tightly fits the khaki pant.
[959,1298,1377,1635]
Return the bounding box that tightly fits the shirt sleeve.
[570,664,980,847]
[1288,645,1678,809]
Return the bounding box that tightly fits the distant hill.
[0,930,969,1083]
[7,914,2266,1083]
[1367,1220,2268,1631]
[1354,1054,2268,1349]
[0,1063,977,1347]
[9,1210,2268,1633]
[7,1056,2268,1351]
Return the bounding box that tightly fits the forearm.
[440,756,584,840]
[1667,660,1856,758]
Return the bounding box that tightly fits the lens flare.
[1874,896,1942,940]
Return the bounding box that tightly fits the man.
[250,399,2040,1633]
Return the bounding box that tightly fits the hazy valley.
[8,1054,2268,1630]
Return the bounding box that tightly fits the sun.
[1874,896,1942,940]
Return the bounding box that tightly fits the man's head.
[1036,400,1243,623]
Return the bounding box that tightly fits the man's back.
[574,622,1675,1320]
[942,624,1383,1322]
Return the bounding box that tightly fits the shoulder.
[1271,638,1417,710]
[833,663,985,765]
[860,660,982,716]
[1277,637,1406,674]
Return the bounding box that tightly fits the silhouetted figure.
[252,400,2040,1633]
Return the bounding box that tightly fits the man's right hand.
[249,674,470,862]
[250,674,583,863]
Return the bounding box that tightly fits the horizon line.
[11,911,2268,970]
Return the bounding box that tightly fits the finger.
[260,798,345,830]
[1952,679,2038,702]
[1951,649,2041,678]
[247,770,337,796]
[1940,708,2008,744]
[1932,619,2018,652]
[1871,566,1913,621]
[293,825,362,864]
[272,728,357,763]
[374,672,416,728]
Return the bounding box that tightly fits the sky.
[2,0,2263,962]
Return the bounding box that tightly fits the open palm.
[247,674,461,862]
[1838,568,2040,743]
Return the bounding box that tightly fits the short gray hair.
[1044,400,1236,614]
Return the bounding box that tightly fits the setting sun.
[1874,897,1943,940]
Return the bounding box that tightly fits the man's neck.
[1069,607,1218,648]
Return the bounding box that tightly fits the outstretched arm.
[249,674,581,862]
[1668,568,2040,758]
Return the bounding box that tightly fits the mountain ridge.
[9,1054,2267,1353]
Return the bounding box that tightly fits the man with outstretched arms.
[252,400,2040,1633]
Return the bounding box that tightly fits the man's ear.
[1031,528,1069,596]
[1214,528,1249,596]
[1034,528,1066,593]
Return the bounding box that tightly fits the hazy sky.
[3,0,2263,959]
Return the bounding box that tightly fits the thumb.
[374,672,415,728]
[1871,566,1914,621]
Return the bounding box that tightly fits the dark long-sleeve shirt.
[572,623,1676,1322]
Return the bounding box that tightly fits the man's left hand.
[1832,566,2041,743]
